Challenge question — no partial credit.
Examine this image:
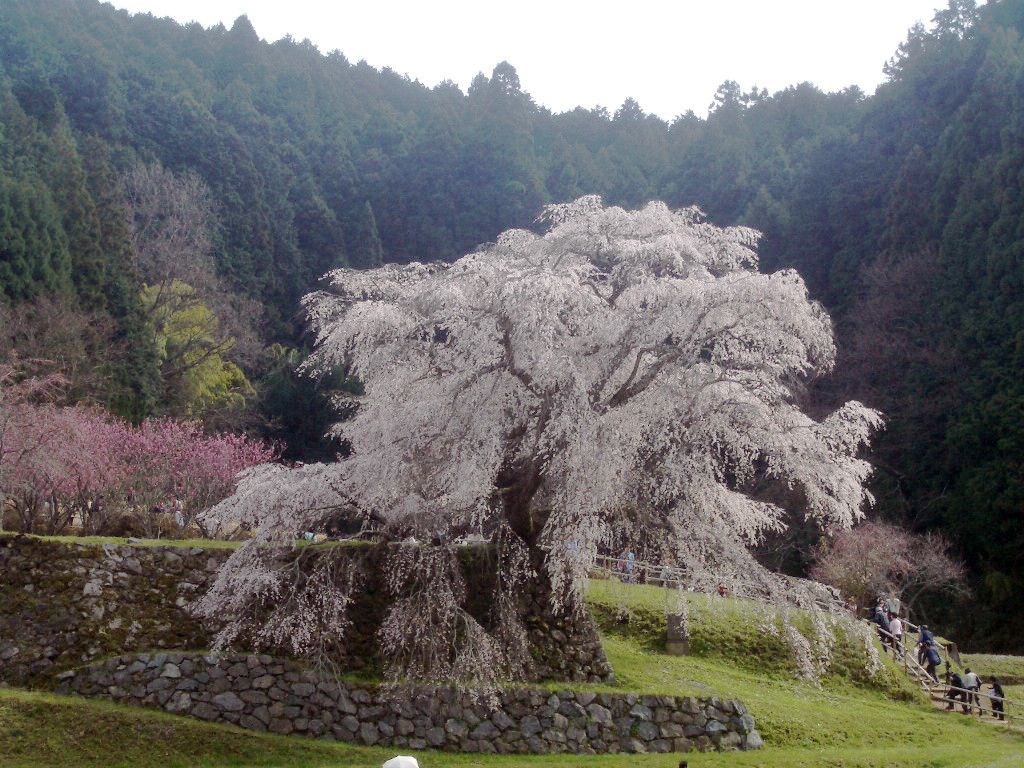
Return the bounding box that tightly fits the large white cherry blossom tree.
[199,196,882,685]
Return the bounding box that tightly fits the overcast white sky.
[109,0,946,119]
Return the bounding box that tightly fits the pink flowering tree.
[123,419,278,535]
[1,405,71,533]
[0,363,276,535]
[34,408,132,534]
[0,365,70,532]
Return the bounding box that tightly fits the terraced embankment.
[3,536,1024,766]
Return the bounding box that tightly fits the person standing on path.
[617,547,636,583]
[990,678,1006,721]
[945,670,966,711]
[963,668,981,714]
[924,642,942,682]
[889,613,904,656]
[873,601,892,652]
[918,625,936,665]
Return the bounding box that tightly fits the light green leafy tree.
[141,280,252,417]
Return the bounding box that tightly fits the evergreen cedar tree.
[2,0,1024,647]
[199,198,882,686]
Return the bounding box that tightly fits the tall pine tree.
[348,200,383,268]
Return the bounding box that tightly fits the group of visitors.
[944,669,1006,719]
[611,547,693,588]
[869,596,1011,721]
[615,547,637,583]
[871,598,943,682]
[871,599,904,654]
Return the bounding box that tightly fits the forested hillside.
[1,0,1022,649]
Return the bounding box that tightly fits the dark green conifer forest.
[1,0,1023,649]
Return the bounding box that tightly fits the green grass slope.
[587,578,916,698]
[587,579,1022,754]
[2,685,1022,768]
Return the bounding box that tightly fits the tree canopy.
[199,199,881,684]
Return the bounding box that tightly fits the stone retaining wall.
[0,536,224,686]
[0,535,611,687]
[57,652,763,754]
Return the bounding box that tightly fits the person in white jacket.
[963,668,981,714]
[888,614,904,656]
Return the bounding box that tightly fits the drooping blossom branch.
[201,197,883,685]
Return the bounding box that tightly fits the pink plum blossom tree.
[38,407,131,534]
[0,367,275,534]
[121,418,278,535]
[200,197,883,685]
[0,364,72,532]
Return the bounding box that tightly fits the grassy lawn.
[0,532,380,551]
[962,654,1024,684]
[586,578,918,698]
[0,532,244,550]
[584,578,1016,752]
[2,686,1023,768]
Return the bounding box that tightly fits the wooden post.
[945,641,962,668]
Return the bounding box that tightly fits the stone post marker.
[667,612,689,655]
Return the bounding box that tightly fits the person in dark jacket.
[917,625,935,664]
[990,677,1006,721]
[924,642,942,682]
[945,671,966,711]
[873,601,892,652]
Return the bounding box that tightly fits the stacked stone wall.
[0,535,610,686]
[0,536,224,686]
[57,652,763,754]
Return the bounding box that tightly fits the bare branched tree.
[121,162,263,403]
[122,161,219,300]
[122,160,265,345]
[811,521,968,614]
[0,296,124,406]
